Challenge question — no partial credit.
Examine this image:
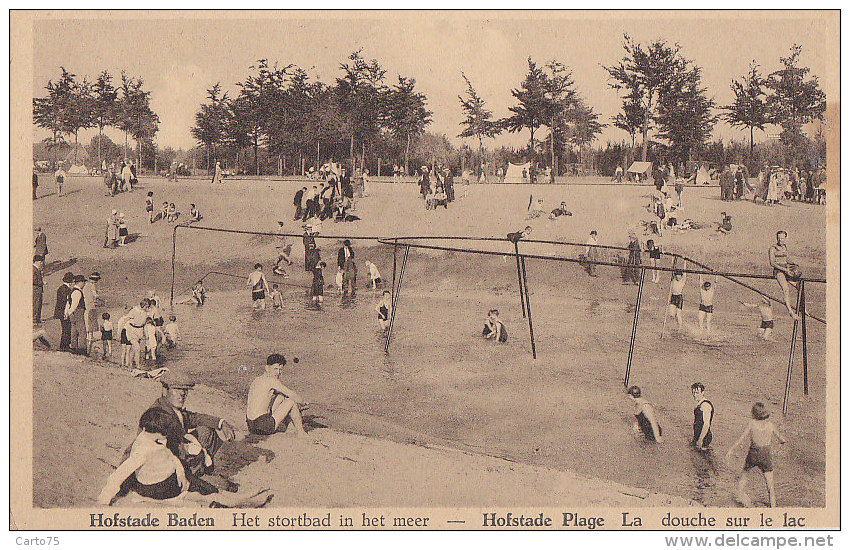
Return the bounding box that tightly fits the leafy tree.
[335,50,388,169]
[387,75,432,176]
[501,57,548,154]
[86,134,122,165]
[90,70,119,166]
[457,73,500,177]
[655,63,718,164]
[612,94,646,150]
[32,67,77,168]
[540,61,580,178]
[604,35,684,161]
[721,62,770,154]
[763,44,826,163]
[67,77,96,164]
[191,83,229,169]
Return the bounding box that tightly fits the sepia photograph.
[10,9,839,532]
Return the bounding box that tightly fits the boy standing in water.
[698,274,717,334]
[270,284,283,310]
[146,192,155,223]
[163,314,179,348]
[691,383,714,450]
[740,296,774,340]
[99,312,113,360]
[482,309,508,343]
[626,386,663,442]
[192,281,206,306]
[667,271,687,330]
[247,263,270,310]
[725,402,787,507]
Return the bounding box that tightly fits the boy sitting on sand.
[188,204,202,224]
[246,354,308,437]
[482,309,508,343]
[549,202,573,219]
[192,281,206,306]
[167,202,179,223]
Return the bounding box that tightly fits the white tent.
[627,161,652,175]
[68,164,88,175]
[695,165,711,185]
[503,162,532,184]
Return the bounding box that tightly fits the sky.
[31,12,836,152]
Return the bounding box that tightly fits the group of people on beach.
[417,165,456,210]
[114,291,179,373]
[293,168,359,224]
[103,159,139,196]
[627,384,786,507]
[146,191,202,225]
[98,352,309,506]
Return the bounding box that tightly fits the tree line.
[33,39,826,177]
[32,67,159,168]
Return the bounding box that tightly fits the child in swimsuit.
[247,263,269,310]
[97,408,187,505]
[167,203,178,223]
[163,314,179,348]
[376,290,392,332]
[117,214,129,247]
[482,309,508,343]
[626,385,663,442]
[192,281,206,306]
[698,274,717,334]
[160,202,169,223]
[188,204,202,224]
[143,318,158,363]
[146,192,154,223]
[667,271,687,330]
[741,295,775,340]
[270,284,283,310]
[335,268,344,294]
[646,239,662,283]
[365,261,383,289]
[99,312,113,360]
[725,402,786,507]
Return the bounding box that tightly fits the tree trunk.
[641,112,649,162]
[550,119,555,183]
[253,135,259,176]
[349,134,355,170]
[477,134,483,177]
[405,133,411,176]
[316,140,320,169]
[97,125,103,167]
[750,126,755,155]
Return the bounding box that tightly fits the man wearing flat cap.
[136,368,238,493]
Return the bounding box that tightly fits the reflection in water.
[161,286,824,507]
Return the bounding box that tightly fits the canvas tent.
[627,161,652,182]
[68,164,88,174]
[695,165,711,185]
[503,162,532,184]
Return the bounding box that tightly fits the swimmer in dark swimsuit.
[646,239,662,283]
[98,408,187,505]
[247,263,270,310]
[740,295,774,340]
[667,271,687,330]
[626,385,663,442]
[691,383,714,450]
[376,290,392,332]
[725,402,786,507]
[482,309,508,343]
[698,274,717,334]
[768,230,799,319]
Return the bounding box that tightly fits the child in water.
[143,318,158,363]
[311,261,326,305]
[146,192,155,223]
[698,274,717,334]
[740,296,774,340]
[270,284,283,310]
[725,402,786,507]
[192,281,206,306]
[163,314,179,349]
[482,309,508,343]
[627,385,663,442]
[376,290,392,332]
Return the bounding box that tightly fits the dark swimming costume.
[670,294,683,308]
[119,227,129,237]
[378,305,389,321]
[693,400,714,448]
[101,329,113,341]
[252,290,265,301]
[127,471,182,500]
[311,271,324,297]
[635,411,661,441]
[146,204,153,212]
[246,414,277,436]
[744,444,773,472]
[699,304,713,313]
[120,329,130,345]
[649,249,661,259]
[760,320,774,329]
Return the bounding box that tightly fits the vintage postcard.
[10,10,840,533]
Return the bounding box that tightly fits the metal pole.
[514,241,527,318]
[520,255,536,360]
[660,257,677,339]
[800,281,809,396]
[624,266,646,387]
[782,283,805,415]
[385,245,410,354]
[391,239,398,297]
[170,225,178,308]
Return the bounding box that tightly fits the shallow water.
[161,260,826,508]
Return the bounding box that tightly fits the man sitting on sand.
[136,368,238,494]
[246,354,308,437]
